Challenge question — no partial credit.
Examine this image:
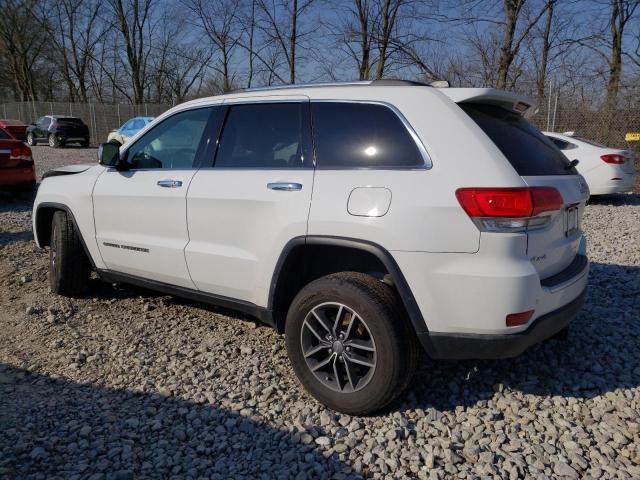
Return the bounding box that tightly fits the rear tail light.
[10,144,33,162]
[600,154,624,164]
[506,310,534,327]
[456,187,563,233]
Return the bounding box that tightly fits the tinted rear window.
[56,118,85,126]
[461,104,576,176]
[0,128,11,139]
[312,102,424,168]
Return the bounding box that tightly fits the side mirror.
[98,142,122,168]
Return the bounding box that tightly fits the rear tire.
[285,272,419,415]
[26,132,36,146]
[48,134,60,148]
[49,210,91,297]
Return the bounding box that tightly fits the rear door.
[185,97,314,305]
[461,103,589,278]
[93,106,216,288]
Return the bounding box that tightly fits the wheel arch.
[269,236,428,337]
[34,202,97,269]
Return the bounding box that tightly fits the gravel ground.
[0,147,639,479]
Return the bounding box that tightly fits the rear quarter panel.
[307,87,526,253]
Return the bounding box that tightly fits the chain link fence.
[0,102,172,146]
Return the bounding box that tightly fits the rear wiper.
[566,159,579,169]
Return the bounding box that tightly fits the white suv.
[33,81,590,414]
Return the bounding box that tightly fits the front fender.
[33,166,106,270]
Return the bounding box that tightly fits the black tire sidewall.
[49,214,62,291]
[285,276,405,414]
[49,134,59,148]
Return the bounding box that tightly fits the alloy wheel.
[300,302,377,393]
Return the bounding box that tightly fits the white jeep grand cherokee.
[33,80,590,414]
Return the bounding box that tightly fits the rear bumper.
[586,167,636,195]
[420,288,586,359]
[0,166,36,188]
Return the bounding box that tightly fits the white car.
[544,131,636,195]
[33,81,589,414]
[107,116,155,145]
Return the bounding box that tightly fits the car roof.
[178,81,534,115]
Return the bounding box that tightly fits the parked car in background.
[33,81,590,414]
[26,116,90,148]
[0,127,35,191]
[0,119,28,142]
[107,116,154,145]
[544,131,636,195]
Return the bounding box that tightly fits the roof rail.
[369,79,430,86]
[232,81,370,93]
[232,79,436,93]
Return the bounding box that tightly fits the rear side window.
[215,103,309,169]
[312,102,424,168]
[461,104,576,176]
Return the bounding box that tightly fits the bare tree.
[107,0,156,103]
[255,0,315,84]
[183,0,240,92]
[0,0,47,101]
[604,0,639,108]
[34,0,109,102]
[495,0,552,89]
[152,15,212,102]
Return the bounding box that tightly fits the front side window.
[125,108,212,169]
[37,117,50,128]
[311,102,425,168]
[215,103,308,168]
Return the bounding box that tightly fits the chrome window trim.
[311,99,433,170]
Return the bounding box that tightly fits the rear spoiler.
[438,88,535,116]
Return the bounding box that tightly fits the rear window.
[56,118,85,126]
[461,103,576,176]
[0,128,11,139]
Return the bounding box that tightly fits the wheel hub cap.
[332,341,344,354]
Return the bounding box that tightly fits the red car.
[0,127,35,191]
[0,119,28,142]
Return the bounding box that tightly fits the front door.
[185,98,314,306]
[93,106,216,288]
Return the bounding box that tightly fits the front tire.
[26,132,36,146]
[48,134,61,148]
[285,272,418,415]
[49,210,91,297]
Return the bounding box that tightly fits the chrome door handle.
[267,182,302,191]
[157,179,183,188]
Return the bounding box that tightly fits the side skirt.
[97,269,275,328]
